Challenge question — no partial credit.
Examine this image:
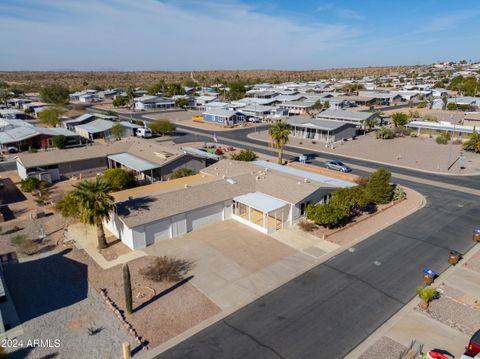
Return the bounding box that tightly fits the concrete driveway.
[143,220,316,311]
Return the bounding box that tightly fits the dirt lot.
[250,130,480,174]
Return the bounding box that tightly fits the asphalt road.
[148,122,480,359]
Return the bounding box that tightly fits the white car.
[136,128,153,138]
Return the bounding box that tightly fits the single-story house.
[134,96,175,110]
[0,119,80,152]
[287,116,357,143]
[0,109,32,120]
[16,139,214,183]
[430,99,445,110]
[239,105,288,120]
[281,101,315,115]
[105,159,356,249]
[316,109,381,128]
[337,96,376,107]
[357,91,403,105]
[74,119,140,140]
[448,97,480,108]
[406,121,475,139]
[202,109,246,125]
[195,95,218,108]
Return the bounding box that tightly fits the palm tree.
[269,121,291,164]
[126,86,135,112]
[416,286,438,311]
[73,178,114,249]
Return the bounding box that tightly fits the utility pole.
[446,114,456,170]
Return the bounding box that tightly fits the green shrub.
[20,177,45,192]
[52,135,68,149]
[170,167,195,179]
[376,127,395,139]
[103,168,135,191]
[230,150,257,161]
[436,135,448,144]
[306,202,348,229]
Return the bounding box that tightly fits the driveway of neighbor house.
[3,249,137,359]
[249,130,480,174]
[143,220,317,311]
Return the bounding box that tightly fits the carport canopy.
[234,192,289,213]
[107,152,159,172]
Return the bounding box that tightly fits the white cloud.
[418,10,480,33]
[0,0,362,70]
[316,2,364,20]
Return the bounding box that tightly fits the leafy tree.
[103,168,135,190]
[72,178,114,249]
[306,202,348,229]
[165,83,185,97]
[391,112,409,127]
[226,81,246,100]
[269,121,291,164]
[148,81,165,95]
[112,96,127,107]
[111,122,122,140]
[366,168,393,204]
[0,88,11,106]
[20,177,46,192]
[462,77,478,96]
[39,84,69,104]
[311,100,322,110]
[230,150,257,161]
[55,192,80,219]
[464,131,480,153]
[175,98,188,108]
[323,100,330,109]
[126,86,135,111]
[170,167,195,179]
[148,119,176,135]
[52,135,68,149]
[364,117,378,131]
[38,107,64,127]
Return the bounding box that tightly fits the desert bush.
[436,135,448,144]
[230,150,257,161]
[298,220,316,232]
[393,126,410,137]
[170,167,195,179]
[392,185,406,201]
[376,127,394,139]
[10,234,39,255]
[366,168,394,204]
[20,177,46,193]
[140,256,192,283]
[410,132,418,138]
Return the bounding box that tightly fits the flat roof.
[406,121,475,133]
[107,152,160,172]
[234,192,289,213]
[253,160,356,188]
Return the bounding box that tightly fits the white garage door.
[187,204,223,232]
[145,219,171,246]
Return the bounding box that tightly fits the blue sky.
[1,0,480,71]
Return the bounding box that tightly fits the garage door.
[145,219,171,246]
[187,204,223,232]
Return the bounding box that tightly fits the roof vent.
[222,175,226,179]
[304,178,309,183]
[297,181,301,185]
[226,178,237,185]
[184,184,189,188]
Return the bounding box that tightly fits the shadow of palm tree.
[116,196,156,217]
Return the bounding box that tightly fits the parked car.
[325,160,352,172]
[465,329,480,357]
[7,147,18,154]
[136,128,153,138]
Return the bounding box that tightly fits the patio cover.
[107,153,159,172]
[234,192,289,213]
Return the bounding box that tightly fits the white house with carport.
[104,159,355,249]
[316,109,381,128]
[134,96,175,110]
[287,116,357,143]
[75,119,140,140]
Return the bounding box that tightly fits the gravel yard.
[358,336,409,359]
[4,249,137,359]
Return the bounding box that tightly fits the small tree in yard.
[464,131,480,153]
[416,286,438,311]
[38,107,64,127]
[103,168,135,191]
[112,96,127,108]
[375,127,394,139]
[40,84,69,104]
[330,186,370,217]
[366,168,394,204]
[111,122,122,140]
[123,264,133,314]
[391,112,409,127]
[170,167,195,179]
[20,177,46,193]
[55,192,81,219]
[230,150,257,161]
[148,119,176,136]
[52,135,68,149]
[72,178,114,249]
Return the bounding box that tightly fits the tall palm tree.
[269,121,291,164]
[73,178,114,249]
[126,86,135,112]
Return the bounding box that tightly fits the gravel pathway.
[358,336,408,359]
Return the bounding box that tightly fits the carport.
[107,152,160,183]
[232,192,290,234]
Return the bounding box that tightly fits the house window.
[47,138,53,146]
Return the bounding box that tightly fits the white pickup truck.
[136,128,153,138]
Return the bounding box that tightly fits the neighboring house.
[69,90,97,102]
[357,91,403,105]
[195,95,218,108]
[0,118,80,152]
[431,88,448,98]
[16,138,215,183]
[448,97,480,108]
[239,105,288,120]
[105,159,355,249]
[316,109,381,128]
[337,96,376,107]
[430,98,445,110]
[202,109,246,125]
[406,121,475,139]
[74,119,140,140]
[134,96,175,110]
[464,113,480,127]
[0,109,32,120]
[287,116,357,143]
[281,101,315,115]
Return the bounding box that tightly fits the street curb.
[246,133,480,177]
[345,233,480,359]
[138,188,426,359]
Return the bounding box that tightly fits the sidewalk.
[347,241,480,359]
